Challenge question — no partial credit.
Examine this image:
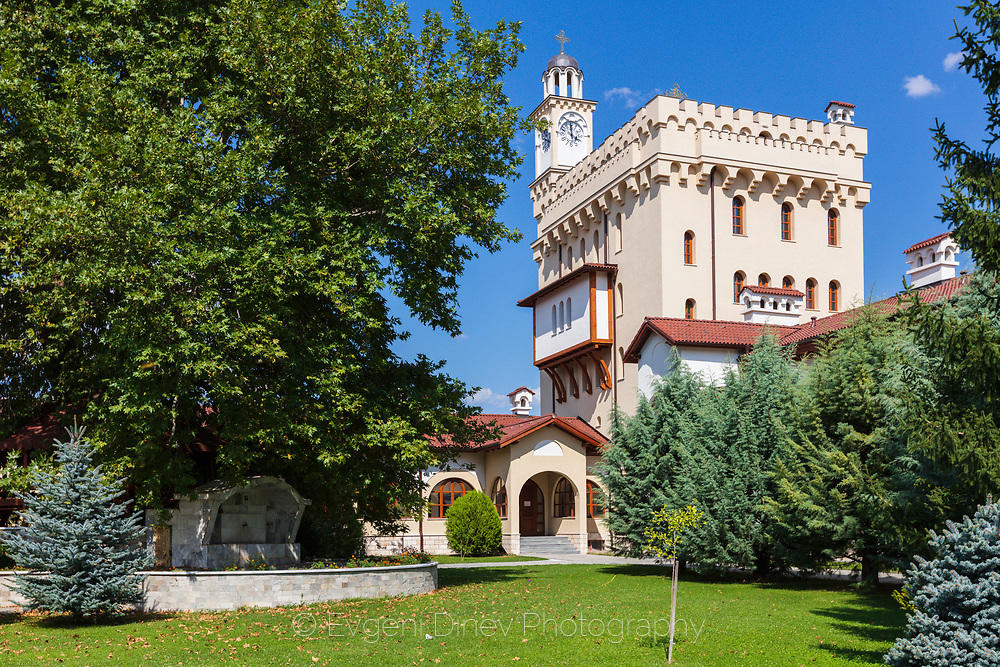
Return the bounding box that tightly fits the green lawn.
[0,564,904,665]
[432,554,545,564]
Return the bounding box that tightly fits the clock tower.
[531,32,597,179]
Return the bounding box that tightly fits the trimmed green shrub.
[885,499,1000,666]
[445,490,502,556]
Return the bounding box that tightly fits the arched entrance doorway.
[519,480,544,536]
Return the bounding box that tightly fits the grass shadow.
[0,609,176,628]
[437,564,535,588]
[810,597,906,663]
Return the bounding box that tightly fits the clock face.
[558,113,586,147]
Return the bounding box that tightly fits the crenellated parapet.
[529,95,871,262]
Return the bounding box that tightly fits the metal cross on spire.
[555,30,569,54]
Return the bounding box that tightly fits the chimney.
[810,316,817,327]
[507,387,535,417]
[825,101,855,125]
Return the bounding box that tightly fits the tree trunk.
[753,549,771,578]
[860,554,879,586]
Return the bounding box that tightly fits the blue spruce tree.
[2,425,151,618]
[886,499,1000,666]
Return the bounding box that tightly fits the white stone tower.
[531,31,597,178]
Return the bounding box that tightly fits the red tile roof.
[903,232,952,254]
[506,386,535,396]
[623,317,797,362]
[741,285,805,298]
[826,100,856,109]
[517,263,617,307]
[429,413,608,452]
[778,274,971,345]
[623,275,972,355]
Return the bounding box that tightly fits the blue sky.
[390,0,987,414]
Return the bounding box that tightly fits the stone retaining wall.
[0,562,438,613]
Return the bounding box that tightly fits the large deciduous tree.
[0,0,525,535]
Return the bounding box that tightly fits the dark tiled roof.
[623,318,796,362]
[430,413,608,452]
[903,232,952,254]
[741,285,805,297]
[517,263,617,307]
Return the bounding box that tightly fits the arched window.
[917,255,924,267]
[758,273,770,287]
[554,478,575,518]
[828,210,839,246]
[593,230,600,259]
[945,247,954,262]
[732,197,745,235]
[829,280,840,311]
[616,283,624,316]
[428,478,467,518]
[579,239,586,263]
[491,478,507,518]
[782,275,794,289]
[551,305,557,335]
[616,212,623,250]
[586,481,604,518]
[683,231,695,265]
[566,297,572,329]
[805,278,817,310]
[685,299,695,319]
[566,246,574,269]
[618,346,625,380]
[559,301,565,332]
[781,203,793,241]
[733,271,745,303]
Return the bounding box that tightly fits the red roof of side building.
[429,413,608,453]
[623,275,972,356]
[741,285,805,297]
[517,263,617,307]
[903,232,953,254]
[623,317,798,363]
[778,274,971,346]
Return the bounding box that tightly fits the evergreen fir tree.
[683,333,795,574]
[2,426,151,618]
[597,354,704,556]
[886,499,1000,666]
[765,308,947,584]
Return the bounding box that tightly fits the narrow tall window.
[828,209,839,246]
[781,202,793,241]
[616,213,623,251]
[782,275,794,289]
[683,231,695,265]
[829,281,840,311]
[551,305,557,335]
[491,478,507,518]
[559,301,565,331]
[566,246,573,269]
[586,481,604,518]
[685,299,696,319]
[554,478,575,518]
[732,197,745,235]
[616,283,624,316]
[579,239,586,263]
[733,271,745,303]
[758,273,770,287]
[806,278,817,310]
[593,230,600,259]
[566,297,572,329]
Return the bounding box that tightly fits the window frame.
[827,210,839,246]
[781,203,793,241]
[428,478,468,519]
[490,478,507,519]
[683,231,695,265]
[805,278,817,310]
[732,197,746,235]
[553,478,575,518]
[684,298,695,320]
[733,271,746,304]
[829,280,840,312]
[586,480,604,519]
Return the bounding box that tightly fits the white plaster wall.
[534,275,591,360]
[637,336,738,398]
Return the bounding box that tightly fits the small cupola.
[740,285,804,325]
[825,100,856,125]
[903,232,960,288]
[543,31,584,99]
[507,387,535,417]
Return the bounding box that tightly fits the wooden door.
[519,480,544,536]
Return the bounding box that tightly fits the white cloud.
[604,86,662,108]
[903,74,941,98]
[943,52,964,72]
[468,386,541,414]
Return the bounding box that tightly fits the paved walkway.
[437,554,904,584]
